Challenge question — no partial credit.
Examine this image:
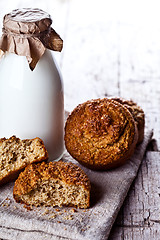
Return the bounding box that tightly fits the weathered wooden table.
[0,0,160,239]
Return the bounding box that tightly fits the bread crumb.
[42,209,49,215]
[70,208,77,213]
[63,215,73,220]
[23,205,32,211]
[2,202,9,207]
[48,214,56,219]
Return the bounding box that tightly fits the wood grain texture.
[0,0,160,239]
[109,152,160,240]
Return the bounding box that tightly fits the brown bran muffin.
[64,98,138,170]
[0,136,48,185]
[112,97,145,144]
[13,161,90,209]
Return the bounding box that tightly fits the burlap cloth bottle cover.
[0,8,63,70]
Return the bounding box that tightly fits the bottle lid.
[0,8,63,70]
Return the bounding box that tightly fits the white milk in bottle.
[0,8,64,160]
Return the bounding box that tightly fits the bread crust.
[112,98,145,144]
[64,98,138,170]
[0,136,48,185]
[13,161,91,208]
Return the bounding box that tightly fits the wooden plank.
[117,21,160,148]
[109,226,160,240]
[120,78,160,149]
[61,0,120,111]
[108,151,160,240]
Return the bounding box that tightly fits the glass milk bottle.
[0,8,64,160]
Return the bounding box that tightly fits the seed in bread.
[13,161,90,209]
[112,97,145,144]
[64,98,138,170]
[0,136,48,185]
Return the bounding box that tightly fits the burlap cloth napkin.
[0,130,153,240]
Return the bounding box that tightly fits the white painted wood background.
[0,0,160,239]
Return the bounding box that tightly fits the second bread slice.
[0,136,48,185]
[13,161,91,209]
